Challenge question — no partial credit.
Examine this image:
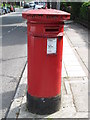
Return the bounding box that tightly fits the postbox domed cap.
[22,9,70,23]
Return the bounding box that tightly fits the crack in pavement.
[2,56,27,62]
[0,74,18,80]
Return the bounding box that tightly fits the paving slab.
[63,36,86,77]
[72,112,88,118]
[64,80,72,95]
[67,70,86,77]
[70,78,88,112]
[65,65,85,71]
[62,61,67,77]
[75,47,88,68]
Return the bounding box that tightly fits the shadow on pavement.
[2,16,25,25]
[2,26,27,46]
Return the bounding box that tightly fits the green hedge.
[60,2,82,19]
[60,2,90,21]
[80,2,90,21]
[60,2,71,11]
[71,2,82,19]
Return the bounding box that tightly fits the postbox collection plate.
[47,38,57,54]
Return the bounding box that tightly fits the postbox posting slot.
[45,28,59,32]
[45,27,59,33]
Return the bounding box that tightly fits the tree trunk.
[57,2,60,10]
[51,2,57,9]
[47,0,50,9]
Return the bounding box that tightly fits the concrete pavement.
[6,21,88,118]
[64,21,89,76]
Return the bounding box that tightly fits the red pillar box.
[22,9,70,115]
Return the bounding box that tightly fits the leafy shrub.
[60,2,71,11]
[80,2,90,21]
[71,2,82,20]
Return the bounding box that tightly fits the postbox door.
[28,35,63,98]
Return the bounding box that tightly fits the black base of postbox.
[27,92,61,115]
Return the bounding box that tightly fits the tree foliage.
[80,1,90,21]
[71,2,82,19]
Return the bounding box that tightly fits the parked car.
[35,3,43,9]
[24,3,30,8]
[35,2,47,9]
[29,1,35,9]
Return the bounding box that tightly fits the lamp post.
[57,0,60,10]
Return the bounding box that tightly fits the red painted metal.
[22,9,70,23]
[22,9,70,98]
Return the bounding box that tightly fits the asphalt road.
[0,8,27,118]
